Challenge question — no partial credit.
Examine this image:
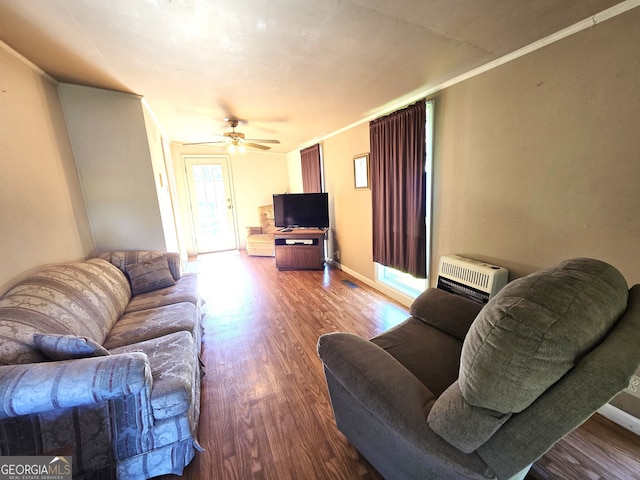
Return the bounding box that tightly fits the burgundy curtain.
[301,144,322,193]
[370,101,427,278]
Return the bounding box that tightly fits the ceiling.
[0,0,627,154]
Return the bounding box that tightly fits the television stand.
[274,228,327,271]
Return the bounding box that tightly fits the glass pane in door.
[186,158,237,253]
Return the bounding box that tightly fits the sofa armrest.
[318,332,436,429]
[0,353,152,418]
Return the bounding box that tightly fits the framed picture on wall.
[354,153,370,189]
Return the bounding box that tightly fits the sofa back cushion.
[98,251,182,281]
[459,258,628,414]
[0,258,131,365]
[125,256,177,295]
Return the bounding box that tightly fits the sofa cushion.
[0,258,131,364]
[34,333,110,360]
[460,258,628,413]
[104,302,198,349]
[124,274,199,314]
[126,257,176,296]
[109,331,195,420]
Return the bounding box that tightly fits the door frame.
[182,154,239,254]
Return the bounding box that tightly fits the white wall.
[286,149,303,193]
[142,101,180,253]
[0,42,94,294]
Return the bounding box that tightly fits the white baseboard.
[598,403,640,435]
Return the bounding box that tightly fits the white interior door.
[185,156,237,253]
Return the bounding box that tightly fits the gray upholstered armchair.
[318,258,640,480]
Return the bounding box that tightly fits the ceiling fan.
[184,118,280,151]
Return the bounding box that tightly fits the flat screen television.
[273,193,329,229]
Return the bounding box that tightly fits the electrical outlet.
[624,375,640,399]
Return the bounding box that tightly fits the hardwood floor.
[529,413,640,480]
[160,251,406,480]
[156,250,640,480]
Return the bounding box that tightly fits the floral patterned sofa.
[0,251,203,479]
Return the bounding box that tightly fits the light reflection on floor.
[187,250,254,324]
[375,301,410,332]
[187,250,411,337]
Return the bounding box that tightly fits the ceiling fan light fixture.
[184,116,279,151]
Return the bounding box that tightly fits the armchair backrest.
[258,204,276,234]
[426,258,640,478]
[478,283,640,478]
[461,258,628,413]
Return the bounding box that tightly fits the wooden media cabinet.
[274,228,327,271]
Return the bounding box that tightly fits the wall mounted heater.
[437,255,509,304]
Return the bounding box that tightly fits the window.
[376,264,427,297]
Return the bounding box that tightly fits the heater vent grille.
[439,261,491,290]
[437,255,509,304]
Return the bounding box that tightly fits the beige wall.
[0,43,94,295]
[431,7,640,285]
[322,123,374,278]
[170,144,289,255]
[317,7,640,291]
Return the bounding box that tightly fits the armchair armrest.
[318,332,436,429]
[318,332,493,478]
[0,353,152,418]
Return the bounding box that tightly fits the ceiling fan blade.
[244,138,281,144]
[244,142,271,151]
[182,140,227,146]
[224,116,247,126]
